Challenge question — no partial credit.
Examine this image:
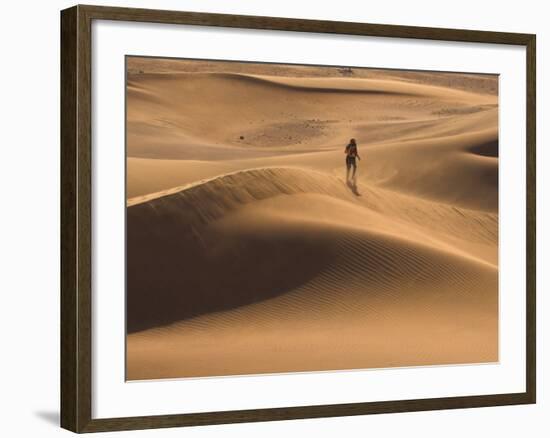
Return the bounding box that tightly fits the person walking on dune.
[345,138,361,182]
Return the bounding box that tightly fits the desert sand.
[125,58,498,380]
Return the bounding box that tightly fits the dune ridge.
[129,72,496,100]
[128,166,496,258]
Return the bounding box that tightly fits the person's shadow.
[346,178,361,196]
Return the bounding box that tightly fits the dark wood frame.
[61,4,536,433]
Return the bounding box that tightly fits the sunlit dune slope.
[127,71,497,211]
[127,72,496,158]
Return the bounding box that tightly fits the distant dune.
[126,71,496,157]
[126,59,498,380]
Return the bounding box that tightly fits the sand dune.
[364,128,498,211]
[129,220,497,377]
[127,168,497,378]
[127,57,498,94]
[127,71,496,157]
[127,132,498,211]
[126,59,499,380]
[127,175,497,378]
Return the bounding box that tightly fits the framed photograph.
[60,4,536,433]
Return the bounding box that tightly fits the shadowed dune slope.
[127,222,497,378]
[127,167,497,334]
[127,169,497,379]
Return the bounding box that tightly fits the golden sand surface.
[125,58,498,380]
